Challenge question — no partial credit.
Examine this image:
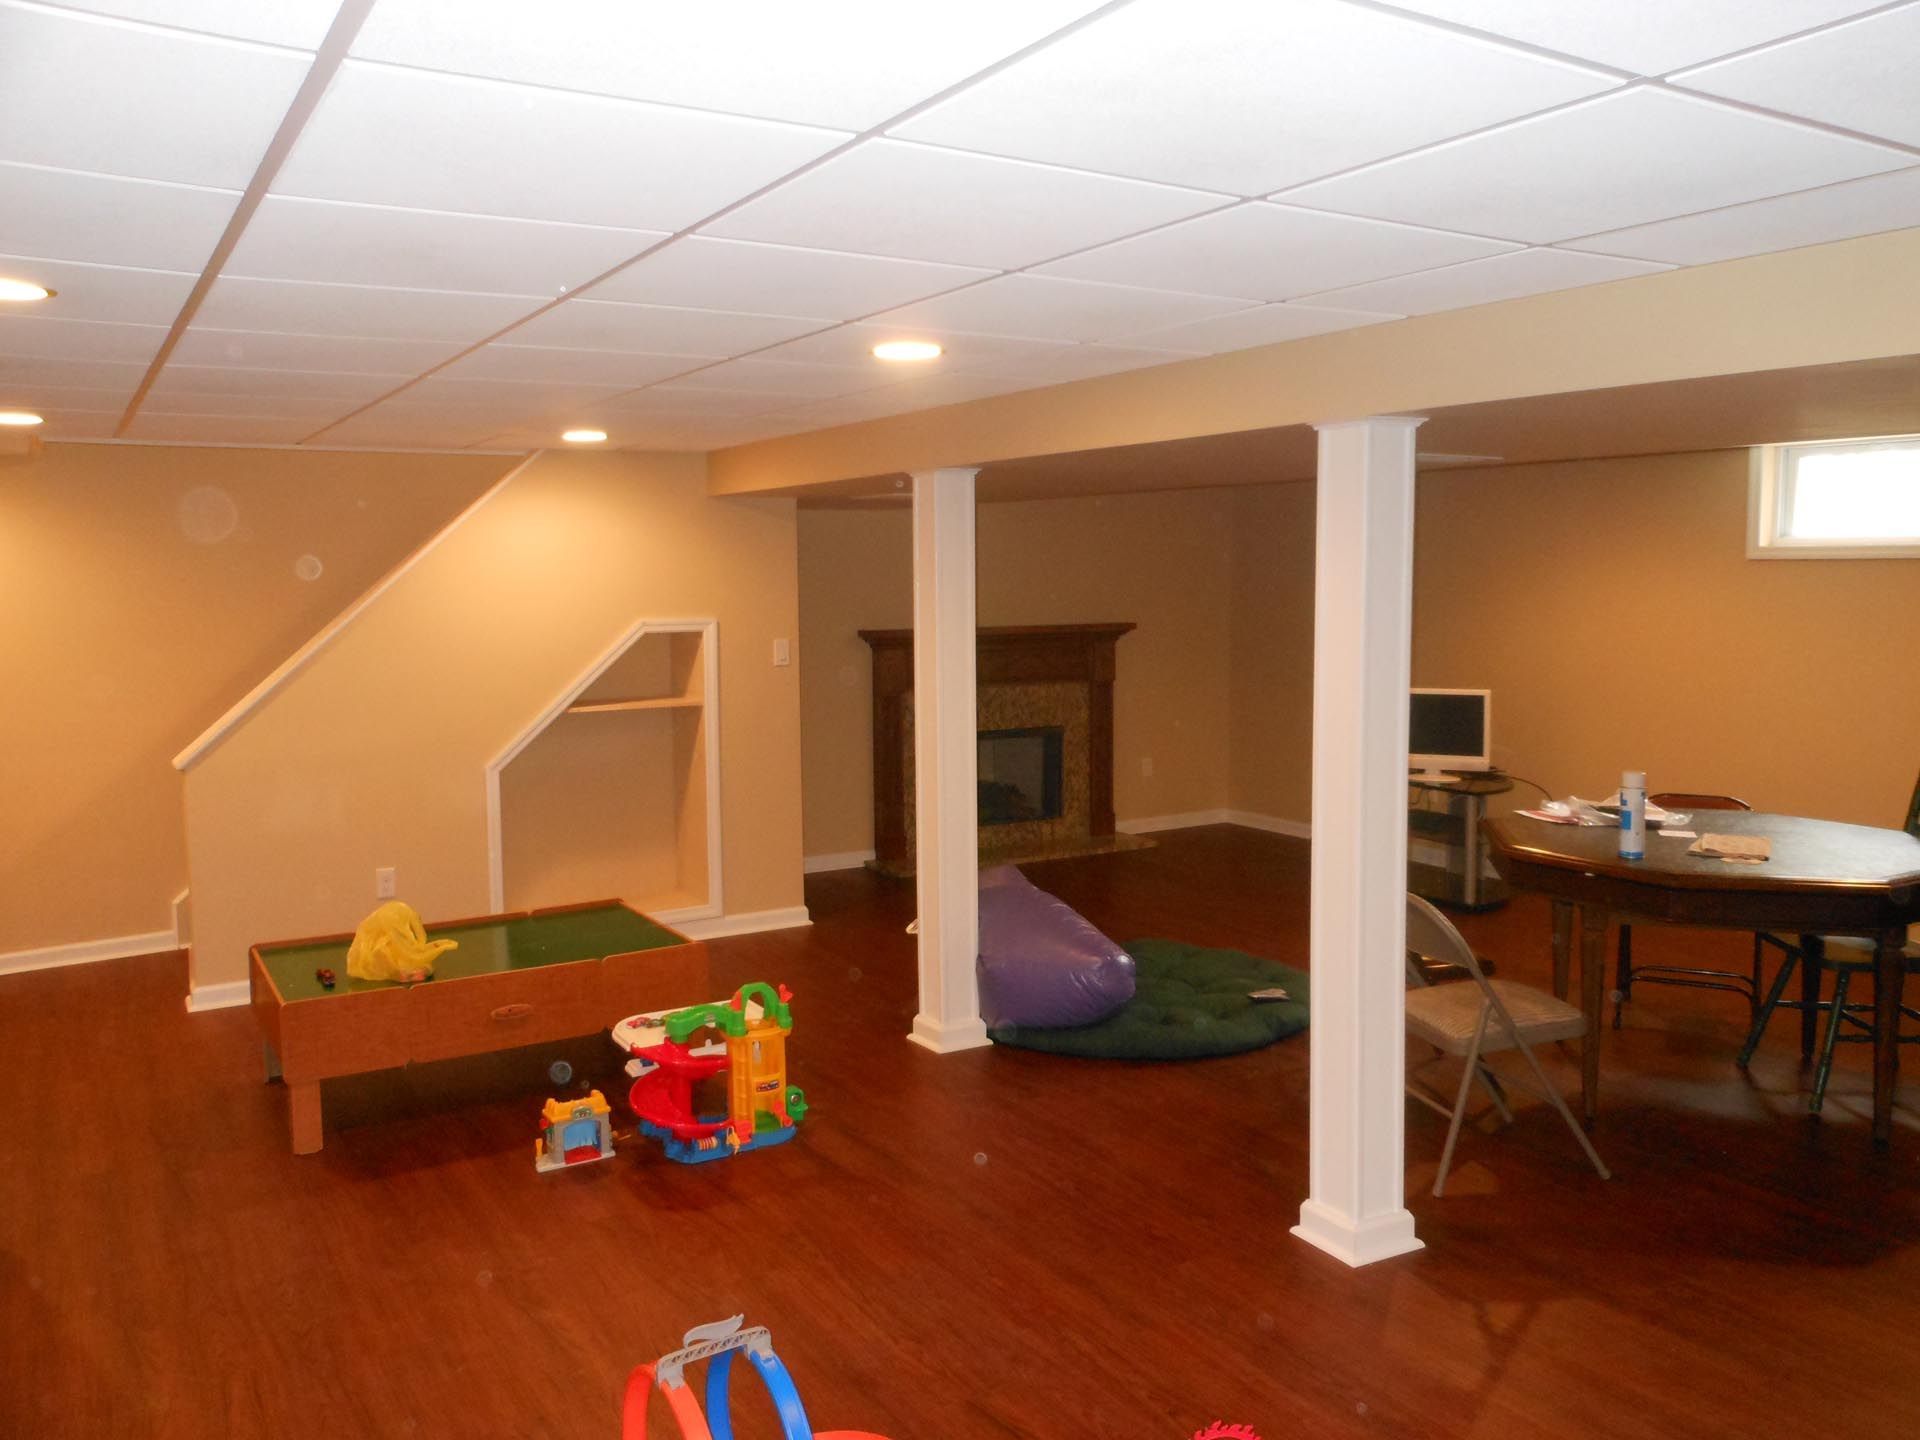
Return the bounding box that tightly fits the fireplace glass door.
[977,726,1065,826]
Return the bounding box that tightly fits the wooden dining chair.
[1612,792,1786,1028]
[1736,768,1920,1113]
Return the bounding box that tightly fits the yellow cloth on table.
[346,900,458,982]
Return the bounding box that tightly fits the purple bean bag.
[977,866,1136,1029]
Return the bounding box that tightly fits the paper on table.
[1689,833,1770,863]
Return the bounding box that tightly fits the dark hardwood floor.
[4,825,1917,1439]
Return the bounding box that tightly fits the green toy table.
[249,901,709,1154]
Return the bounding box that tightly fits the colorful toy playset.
[617,983,807,1164]
[623,1315,890,1440]
[534,1090,614,1172]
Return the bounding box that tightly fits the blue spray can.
[1620,769,1647,860]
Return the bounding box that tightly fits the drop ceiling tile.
[225,196,664,294]
[146,364,400,399]
[122,412,320,443]
[139,388,365,419]
[0,382,134,411]
[1302,247,1670,315]
[755,322,1071,372]
[0,355,149,390]
[870,274,1253,345]
[1576,165,1920,265]
[1281,87,1912,244]
[0,162,237,271]
[586,237,991,321]
[657,357,892,400]
[952,343,1192,384]
[38,2,344,48]
[0,5,311,188]
[525,415,794,452]
[17,405,121,439]
[705,140,1227,270]
[171,326,463,374]
[502,299,826,357]
[276,61,849,232]
[402,375,630,413]
[1675,6,1920,149]
[1384,1,1891,76]
[893,0,1617,195]
[0,254,196,324]
[195,275,540,344]
[1116,303,1396,355]
[584,386,805,419]
[312,403,518,449]
[351,0,1110,131]
[1037,203,1516,302]
[0,312,166,363]
[439,345,700,388]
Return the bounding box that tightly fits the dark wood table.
[1484,810,1920,1144]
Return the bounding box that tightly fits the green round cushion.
[988,938,1310,1059]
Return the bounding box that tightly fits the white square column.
[908,466,990,1053]
[1292,416,1426,1267]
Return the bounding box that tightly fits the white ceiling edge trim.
[172,448,544,772]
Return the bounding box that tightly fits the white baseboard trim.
[185,980,250,1013]
[1117,809,1231,833]
[803,849,875,874]
[0,927,179,978]
[1222,810,1312,839]
[1117,809,1312,839]
[671,906,813,940]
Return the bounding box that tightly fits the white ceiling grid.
[0,0,1915,452]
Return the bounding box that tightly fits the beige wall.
[183,450,804,989]
[1225,483,1318,825]
[1224,450,1920,830]
[797,487,1237,859]
[0,441,511,955]
[1407,450,1920,826]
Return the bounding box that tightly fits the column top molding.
[1312,415,1428,434]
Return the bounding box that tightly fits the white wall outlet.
[773,637,791,666]
[375,866,396,899]
[1141,757,1155,778]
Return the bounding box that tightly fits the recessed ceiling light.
[0,278,54,303]
[872,340,942,363]
[0,410,45,427]
[561,428,607,444]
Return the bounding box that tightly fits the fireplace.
[978,726,1064,826]
[859,623,1136,875]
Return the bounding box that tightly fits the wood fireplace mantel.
[858,623,1135,875]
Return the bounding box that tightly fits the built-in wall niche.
[488,621,720,923]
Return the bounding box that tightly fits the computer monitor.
[1409,689,1491,782]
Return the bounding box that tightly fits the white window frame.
[1748,435,1920,560]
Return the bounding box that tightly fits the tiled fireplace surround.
[858,624,1134,877]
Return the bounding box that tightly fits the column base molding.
[907,1014,992,1054]
[1292,1200,1424,1268]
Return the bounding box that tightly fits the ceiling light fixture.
[872,340,942,363]
[561,428,607,444]
[0,410,46,427]
[0,278,54,303]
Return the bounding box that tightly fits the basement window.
[1749,435,1920,558]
